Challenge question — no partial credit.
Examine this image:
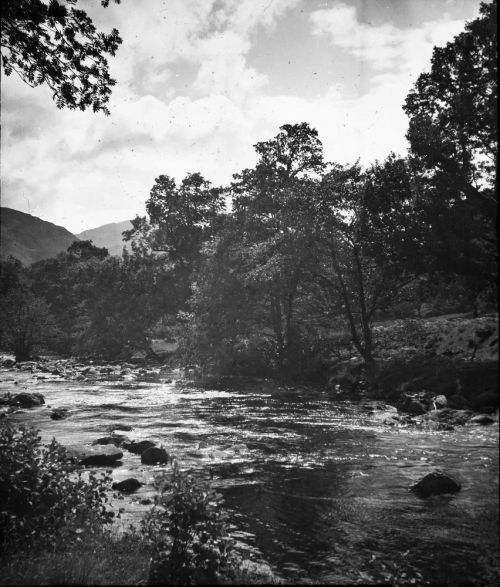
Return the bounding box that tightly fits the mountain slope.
[0,207,79,266]
[77,220,133,257]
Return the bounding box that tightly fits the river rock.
[141,447,168,464]
[66,444,123,466]
[467,414,496,426]
[93,434,130,447]
[108,424,133,432]
[422,420,455,431]
[423,408,474,426]
[10,392,45,408]
[383,413,416,426]
[396,391,433,415]
[123,440,157,454]
[17,361,38,372]
[410,471,461,498]
[50,408,69,420]
[112,478,143,493]
[1,358,16,367]
[432,394,448,409]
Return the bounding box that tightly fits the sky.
[1,0,484,234]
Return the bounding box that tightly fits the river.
[1,366,498,584]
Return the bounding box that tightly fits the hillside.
[77,220,133,257]
[0,207,79,266]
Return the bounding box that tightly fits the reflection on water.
[1,370,498,584]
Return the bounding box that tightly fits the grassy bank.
[0,527,151,586]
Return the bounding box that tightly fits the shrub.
[143,469,234,585]
[0,424,114,555]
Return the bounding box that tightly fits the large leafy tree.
[0,260,55,361]
[1,0,122,114]
[124,172,225,313]
[303,156,421,377]
[229,123,324,373]
[403,0,497,288]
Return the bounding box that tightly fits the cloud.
[310,3,467,80]
[1,0,475,234]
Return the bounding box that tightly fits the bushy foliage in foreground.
[0,424,114,555]
[142,470,235,585]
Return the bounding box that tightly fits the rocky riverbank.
[325,313,498,427]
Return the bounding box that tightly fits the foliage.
[403,0,497,287]
[0,424,114,555]
[1,0,122,114]
[0,525,151,586]
[142,469,234,585]
[0,257,24,295]
[0,287,55,361]
[67,239,109,261]
[1,8,495,379]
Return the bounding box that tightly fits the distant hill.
[76,219,133,257]
[0,207,79,266]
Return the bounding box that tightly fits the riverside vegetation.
[0,423,278,585]
[0,3,498,585]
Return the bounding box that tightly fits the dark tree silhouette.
[1,0,122,115]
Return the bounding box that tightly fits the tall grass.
[0,526,151,586]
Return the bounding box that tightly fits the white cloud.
[1,0,476,234]
[310,3,467,80]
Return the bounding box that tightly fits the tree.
[1,0,122,115]
[124,172,225,314]
[304,156,421,379]
[67,239,109,260]
[403,0,497,290]
[229,123,324,374]
[0,288,54,361]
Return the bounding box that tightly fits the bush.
[0,424,114,555]
[143,469,234,585]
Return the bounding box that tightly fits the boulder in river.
[410,471,461,498]
[396,392,431,415]
[432,394,448,409]
[92,434,130,447]
[112,478,143,493]
[423,408,474,426]
[50,408,69,420]
[123,439,157,454]
[10,392,45,408]
[1,358,16,367]
[66,444,123,466]
[467,414,496,426]
[141,447,168,465]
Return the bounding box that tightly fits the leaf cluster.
[0,424,114,556]
[143,470,234,585]
[1,0,122,114]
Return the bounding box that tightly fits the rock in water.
[92,434,130,447]
[410,471,461,498]
[123,440,157,454]
[66,444,123,466]
[141,447,168,465]
[112,478,143,493]
[10,392,45,408]
[50,408,69,420]
[467,414,496,426]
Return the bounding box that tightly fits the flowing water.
[1,367,499,584]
